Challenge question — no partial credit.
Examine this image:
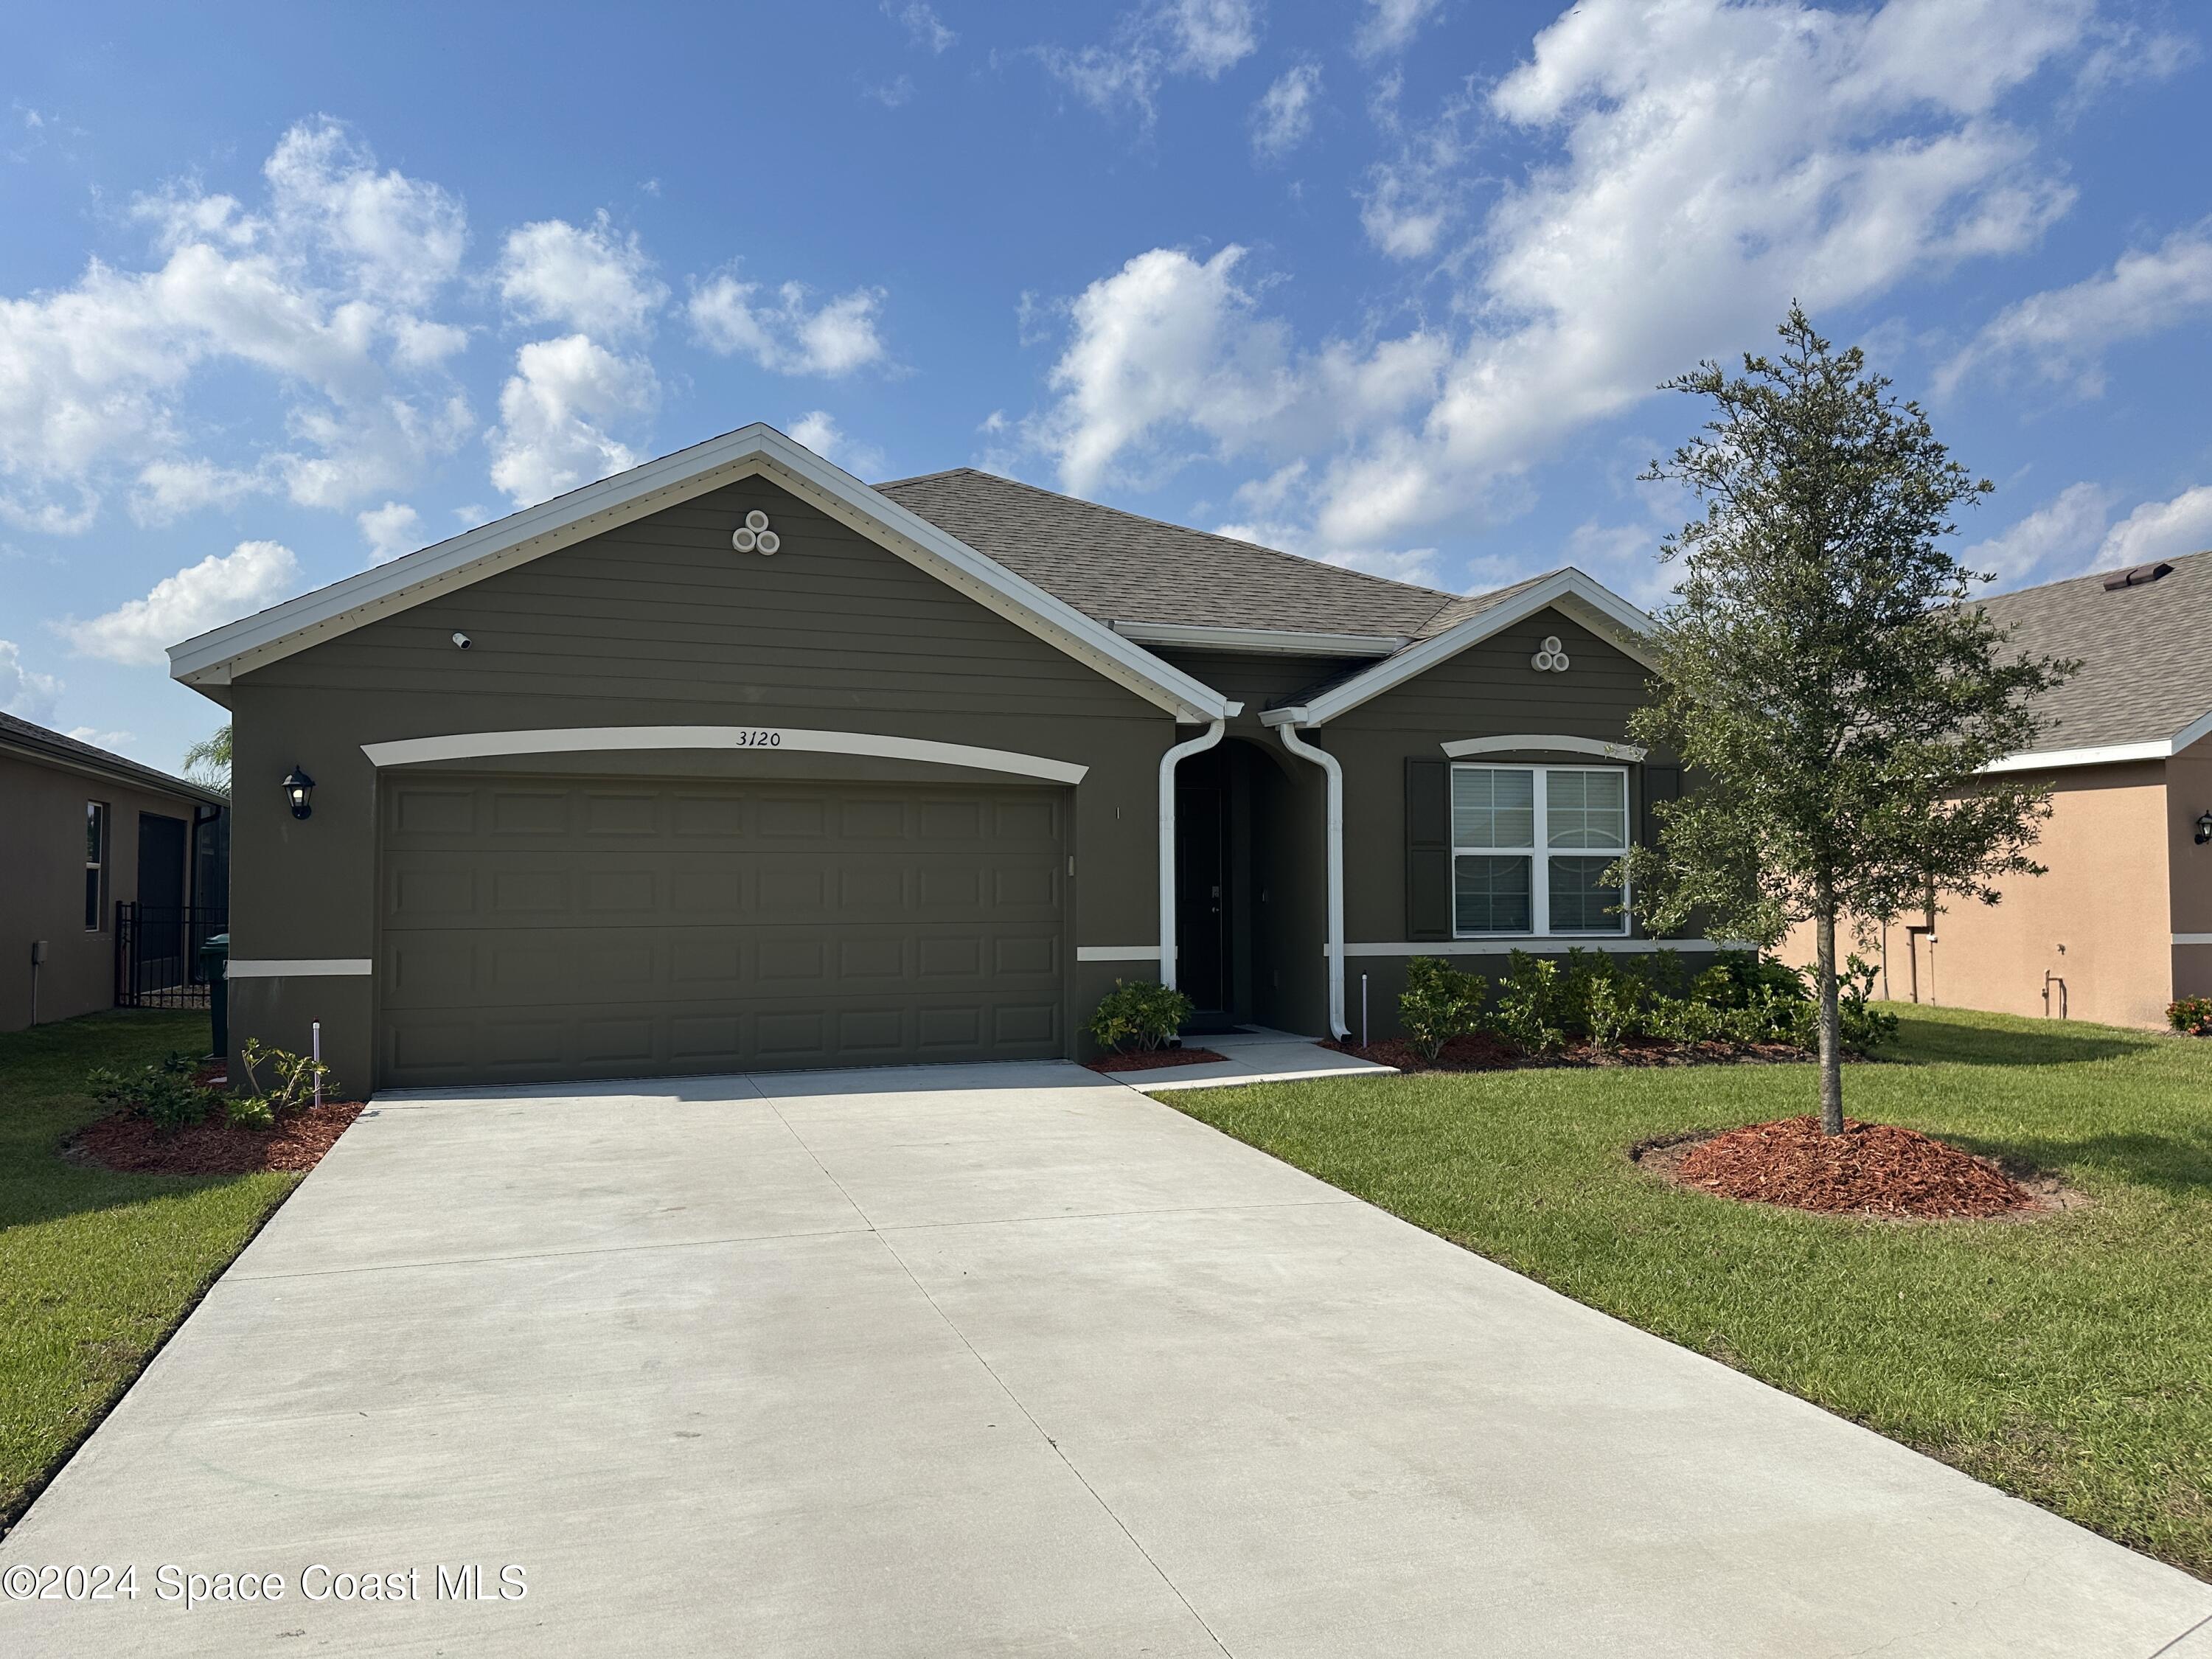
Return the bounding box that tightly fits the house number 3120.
[731,730,782,748]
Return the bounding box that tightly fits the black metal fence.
[116,903,227,1009]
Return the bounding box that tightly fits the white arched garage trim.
[358,726,1089,784]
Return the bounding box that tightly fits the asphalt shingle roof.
[0,712,226,804]
[1980,548,2212,753]
[876,467,1463,640]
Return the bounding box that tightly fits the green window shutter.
[1639,762,1683,852]
[1406,758,1450,941]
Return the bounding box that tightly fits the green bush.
[237,1038,338,1115]
[1495,953,1568,1053]
[1088,980,1194,1054]
[1399,957,1489,1059]
[224,1094,276,1130]
[86,1053,216,1132]
[2170,996,2212,1037]
[1837,953,1899,1053]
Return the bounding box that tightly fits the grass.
[0,1010,299,1534]
[1167,1004,2212,1579]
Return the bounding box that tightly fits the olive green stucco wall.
[221,479,1177,1089]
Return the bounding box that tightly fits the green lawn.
[0,1010,300,1534]
[1169,1004,2212,1579]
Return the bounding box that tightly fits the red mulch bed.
[69,1102,365,1176]
[1323,1033,1809,1073]
[1085,1047,1231,1074]
[1641,1116,2046,1219]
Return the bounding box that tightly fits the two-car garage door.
[376,774,1066,1088]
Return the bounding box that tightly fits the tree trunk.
[1815,901,1844,1135]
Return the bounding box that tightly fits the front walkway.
[3,1062,2205,1657]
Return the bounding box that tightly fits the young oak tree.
[1621,306,2073,1136]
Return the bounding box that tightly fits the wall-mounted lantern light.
[2196,810,2212,846]
[282,765,316,821]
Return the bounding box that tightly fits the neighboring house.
[1,714,229,1033]
[1784,550,2212,1030]
[167,424,1695,1091]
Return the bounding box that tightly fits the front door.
[1175,754,1228,1016]
[135,813,187,985]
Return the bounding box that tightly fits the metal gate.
[115,903,226,1009]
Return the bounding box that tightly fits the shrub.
[224,1094,276,1131]
[1837,953,1899,1053]
[237,1038,338,1115]
[86,1053,216,1132]
[1585,973,1632,1051]
[1646,994,1721,1046]
[1088,980,1194,1054]
[2170,996,2212,1037]
[1399,957,1489,1060]
[1495,953,1567,1053]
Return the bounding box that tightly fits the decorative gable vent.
[2101,560,2171,591]
[1531,634,1570,673]
[731,509,780,555]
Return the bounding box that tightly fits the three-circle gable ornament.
[1531,633,1570,673]
[731,509,780,555]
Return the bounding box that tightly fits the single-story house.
[168,423,1703,1091]
[1,713,229,1032]
[1787,549,2212,1031]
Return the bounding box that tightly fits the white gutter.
[1157,706,1239,990]
[1272,720,1349,1039]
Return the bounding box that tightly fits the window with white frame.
[1450,764,1628,936]
[84,801,108,931]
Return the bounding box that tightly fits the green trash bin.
[201,933,229,1070]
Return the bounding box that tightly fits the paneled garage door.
[376,774,1067,1087]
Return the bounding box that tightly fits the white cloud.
[1935,225,2212,399]
[885,1,955,52]
[67,726,136,753]
[487,334,657,508]
[358,500,423,564]
[788,410,886,477]
[1355,0,1443,58]
[0,639,61,723]
[688,276,888,376]
[497,214,667,340]
[0,117,472,531]
[1040,0,1262,120]
[1964,481,2115,581]
[57,540,302,664]
[129,457,271,525]
[1030,243,1437,496]
[2093,486,2212,574]
[1031,0,2094,557]
[1251,62,1321,159]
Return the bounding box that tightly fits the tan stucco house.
[167,423,1700,1092]
[1787,549,2212,1030]
[1,714,229,1032]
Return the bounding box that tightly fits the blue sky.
[3,0,2208,773]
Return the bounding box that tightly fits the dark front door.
[136,813,188,982]
[1175,756,1229,1015]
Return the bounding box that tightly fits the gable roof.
[876,468,1461,640]
[1980,547,2212,771]
[167,426,1234,723]
[0,712,226,807]
[1257,568,1658,728]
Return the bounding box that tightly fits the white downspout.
[1157,710,1236,989]
[1275,721,1349,1039]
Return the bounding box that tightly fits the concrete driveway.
[4,1063,2208,1658]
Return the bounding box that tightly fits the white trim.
[1276,723,1349,1039]
[1339,939,1753,957]
[1158,714,1232,991]
[1984,706,2212,773]
[1078,945,1165,962]
[358,726,1088,785]
[226,959,373,978]
[1441,734,1648,761]
[1258,569,1656,729]
[166,424,1233,723]
[1983,739,2174,773]
[2174,934,2212,947]
[1111,620,1407,658]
